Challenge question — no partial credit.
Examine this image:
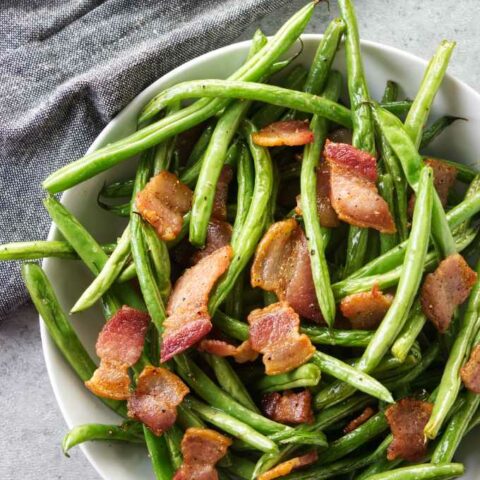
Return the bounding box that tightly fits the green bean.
[302,325,373,347]
[374,105,456,257]
[43,3,314,194]
[424,258,480,439]
[252,65,308,127]
[117,261,137,283]
[382,81,399,103]
[300,71,341,326]
[190,100,251,247]
[378,173,400,252]
[339,0,375,277]
[71,226,131,313]
[209,120,273,312]
[312,352,393,403]
[185,397,278,453]
[345,188,480,280]
[62,422,144,455]
[356,457,403,480]
[432,391,479,464]
[43,196,143,313]
[318,412,389,465]
[255,363,321,392]
[138,80,353,130]
[21,263,127,417]
[253,395,372,477]
[130,152,167,332]
[163,424,183,470]
[420,116,465,150]
[363,463,464,480]
[381,99,413,117]
[142,223,171,302]
[100,179,134,198]
[97,200,131,217]
[0,240,116,261]
[202,352,259,412]
[212,311,249,341]
[184,124,214,168]
[405,41,456,150]
[317,166,434,409]
[176,404,205,430]
[152,113,179,175]
[143,426,174,480]
[222,454,256,480]
[174,354,287,435]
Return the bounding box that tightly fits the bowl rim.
[39,33,480,479]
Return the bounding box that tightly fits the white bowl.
[41,34,480,479]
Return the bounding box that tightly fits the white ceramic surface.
[40,35,480,479]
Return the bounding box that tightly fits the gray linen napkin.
[0,0,290,320]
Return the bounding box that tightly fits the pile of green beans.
[4,2,480,479]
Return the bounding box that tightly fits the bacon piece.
[85,306,149,400]
[324,141,396,233]
[295,163,340,228]
[252,120,314,147]
[461,344,480,393]
[211,166,233,222]
[198,339,258,363]
[136,171,192,241]
[162,246,233,362]
[173,428,231,480]
[409,158,458,215]
[328,127,353,145]
[248,302,315,375]
[385,398,433,462]
[251,218,323,322]
[324,140,377,182]
[421,253,477,333]
[258,451,318,480]
[262,390,314,425]
[344,407,376,433]
[128,366,189,435]
[340,285,393,330]
[192,219,232,265]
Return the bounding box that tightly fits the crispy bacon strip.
[173,428,231,480]
[252,120,314,147]
[192,219,232,265]
[385,398,433,462]
[85,306,149,400]
[248,302,315,375]
[211,166,233,222]
[198,338,258,363]
[409,158,457,215]
[128,366,189,435]
[295,162,340,229]
[340,285,393,330]
[421,253,477,333]
[461,344,480,394]
[344,407,376,433]
[162,246,233,362]
[136,171,192,241]
[323,141,396,233]
[251,218,323,322]
[261,390,314,425]
[258,451,318,480]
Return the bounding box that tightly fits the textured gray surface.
[1,1,479,478]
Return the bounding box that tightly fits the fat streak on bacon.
[258,451,318,480]
[385,398,433,462]
[252,120,314,147]
[136,171,192,241]
[198,338,258,363]
[323,140,396,233]
[340,285,393,330]
[128,366,189,436]
[247,302,315,375]
[173,428,231,480]
[161,245,233,362]
[85,306,149,400]
[261,390,314,425]
[421,253,477,333]
[251,218,323,322]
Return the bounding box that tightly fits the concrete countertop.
[1,0,478,478]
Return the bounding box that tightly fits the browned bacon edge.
[252,120,314,147]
